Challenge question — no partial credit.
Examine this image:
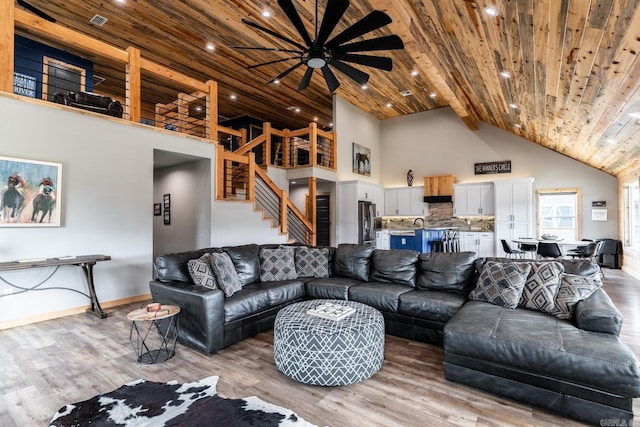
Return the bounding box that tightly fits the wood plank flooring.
[1,268,639,426]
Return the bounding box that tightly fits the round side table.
[127,304,180,364]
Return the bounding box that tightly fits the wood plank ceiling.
[14,0,640,178]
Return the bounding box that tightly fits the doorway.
[316,193,331,246]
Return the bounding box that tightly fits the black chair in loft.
[501,240,525,258]
[537,242,563,259]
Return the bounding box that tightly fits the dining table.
[511,238,589,256]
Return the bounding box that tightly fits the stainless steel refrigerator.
[358,201,376,244]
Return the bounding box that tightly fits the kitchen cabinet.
[356,181,384,216]
[493,178,534,256]
[337,180,383,244]
[460,232,494,257]
[375,230,390,250]
[454,183,494,216]
[384,186,425,216]
[424,174,455,197]
[390,234,416,250]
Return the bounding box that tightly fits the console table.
[0,255,112,318]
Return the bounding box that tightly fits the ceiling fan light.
[307,57,327,68]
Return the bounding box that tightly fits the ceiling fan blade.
[233,46,302,54]
[17,0,56,22]
[326,10,391,48]
[298,67,315,91]
[315,0,350,46]
[278,0,313,46]
[247,56,299,69]
[321,66,341,93]
[332,53,393,71]
[337,35,404,53]
[242,18,306,50]
[330,60,369,86]
[268,62,305,84]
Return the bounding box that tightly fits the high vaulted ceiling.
[15,0,640,178]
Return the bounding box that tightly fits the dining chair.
[567,239,594,257]
[501,239,525,258]
[536,242,563,259]
[572,241,606,278]
[517,237,538,258]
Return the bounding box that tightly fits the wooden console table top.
[0,255,111,272]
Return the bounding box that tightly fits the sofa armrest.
[149,280,225,354]
[574,288,623,336]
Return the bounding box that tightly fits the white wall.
[0,95,282,326]
[334,95,381,182]
[380,108,618,239]
[153,159,211,259]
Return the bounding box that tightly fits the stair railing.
[216,145,314,245]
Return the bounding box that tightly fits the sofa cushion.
[550,274,602,320]
[349,282,412,313]
[223,284,271,322]
[187,253,217,289]
[444,300,640,396]
[574,288,624,335]
[416,252,476,294]
[259,280,305,306]
[295,246,330,278]
[518,261,564,313]
[210,252,242,297]
[334,243,374,281]
[223,244,260,286]
[305,277,364,300]
[398,290,467,323]
[469,261,531,309]
[259,247,297,282]
[370,249,419,287]
[154,247,221,282]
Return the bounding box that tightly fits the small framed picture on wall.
[163,193,171,210]
[164,209,171,225]
[154,203,161,216]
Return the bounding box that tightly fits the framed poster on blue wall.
[13,72,37,98]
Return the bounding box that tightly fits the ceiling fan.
[236,0,404,93]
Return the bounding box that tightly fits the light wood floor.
[1,268,639,427]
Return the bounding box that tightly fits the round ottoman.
[274,299,384,386]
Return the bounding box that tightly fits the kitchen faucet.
[413,217,424,228]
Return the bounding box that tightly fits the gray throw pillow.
[469,261,531,309]
[295,246,330,278]
[551,274,603,320]
[518,261,564,313]
[259,247,298,281]
[187,253,217,289]
[210,252,242,297]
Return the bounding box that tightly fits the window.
[42,57,86,101]
[536,189,581,240]
[624,180,640,248]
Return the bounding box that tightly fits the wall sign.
[13,72,36,98]
[475,161,511,175]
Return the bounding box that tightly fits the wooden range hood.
[423,175,455,203]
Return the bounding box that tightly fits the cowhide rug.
[49,376,317,427]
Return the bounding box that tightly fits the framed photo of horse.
[0,156,62,227]
[352,143,371,176]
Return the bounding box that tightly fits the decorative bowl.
[541,234,559,240]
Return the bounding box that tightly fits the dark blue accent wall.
[13,35,94,99]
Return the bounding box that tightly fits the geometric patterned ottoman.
[274,299,384,386]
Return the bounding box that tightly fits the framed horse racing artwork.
[0,155,62,227]
[352,142,371,176]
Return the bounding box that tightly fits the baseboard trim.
[0,293,151,330]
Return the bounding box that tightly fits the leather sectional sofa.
[149,243,640,424]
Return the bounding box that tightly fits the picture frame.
[0,155,62,227]
[352,142,371,176]
[163,193,171,209]
[154,203,162,216]
[164,209,171,225]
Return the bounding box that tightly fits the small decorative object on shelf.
[407,169,414,186]
[306,302,356,321]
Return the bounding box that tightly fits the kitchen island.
[385,228,452,253]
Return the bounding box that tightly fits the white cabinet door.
[372,186,384,217]
[409,186,425,215]
[512,183,532,222]
[376,230,390,249]
[396,189,411,215]
[477,232,495,257]
[454,183,494,216]
[479,184,494,215]
[460,232,477,253]
[494,184,513,221]
[453,185,468,216]
[384,188,398,215]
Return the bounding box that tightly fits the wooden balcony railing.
[216,145,314,245]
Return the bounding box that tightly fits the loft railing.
[216,145,314,245]
[234,122,336,171]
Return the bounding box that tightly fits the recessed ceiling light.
[294,107,300,113]
[514,123,522,128]
[291,181,297,184]
[329,122,333,127]
[500,70,511,78]
[273,79,280,84]
[410,70,418,76]
[116,0,125,3]
[386,102,393,107]
[508,103,518,109]
[606,139,616,144]
[230,94,237,100]
[629,112,640,119]
[195,106,202,112]
[484,7,498,16]
[429,92,437,98]
[262,10,271,17]
[361,84,368,90]
[313,117,318,122]
[206,43,215,51]
[400,90,412,97]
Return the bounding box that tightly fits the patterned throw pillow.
[550,274,603,320]
[210,252,242,297]
[518,261,564,313]
[259,247,298,281]
[295,246,330,278]
[187,253,217,289]
[469,261,532,309]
